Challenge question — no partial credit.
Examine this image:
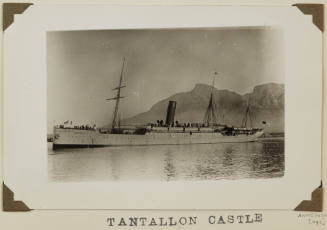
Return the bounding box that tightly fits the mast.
[106,57,126,130]
[241,99,253,128]
[203,72,219,126]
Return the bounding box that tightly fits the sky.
[47,27,284,132]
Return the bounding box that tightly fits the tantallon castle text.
[106,214,263,227]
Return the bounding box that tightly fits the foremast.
[107,58,126,130]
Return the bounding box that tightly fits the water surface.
[48,140,284,182]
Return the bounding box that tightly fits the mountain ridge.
[120,82,284,132]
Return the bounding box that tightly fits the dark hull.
[52,144,109,150]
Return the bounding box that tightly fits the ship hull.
[53,128,264,150]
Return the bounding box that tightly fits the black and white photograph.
[2,2,324,217]
[47,27,285,182]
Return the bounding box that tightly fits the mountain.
[122,83,284,132]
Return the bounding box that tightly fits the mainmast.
[203,71,219,126]
[241,99,253,128]
[107,58,126,130]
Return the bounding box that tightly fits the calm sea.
[48,140,284,182]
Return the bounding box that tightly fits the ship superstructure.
[52,60,263,149]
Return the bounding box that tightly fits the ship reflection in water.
[48,140,284,182]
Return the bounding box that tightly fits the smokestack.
[165,101,177,126]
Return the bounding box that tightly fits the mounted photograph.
[3,4,323,211]
[47,27,285,182]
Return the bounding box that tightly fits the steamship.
[52,59,264,150]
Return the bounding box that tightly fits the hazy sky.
[47,27,284,131]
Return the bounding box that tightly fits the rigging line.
[111,57,125,130]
